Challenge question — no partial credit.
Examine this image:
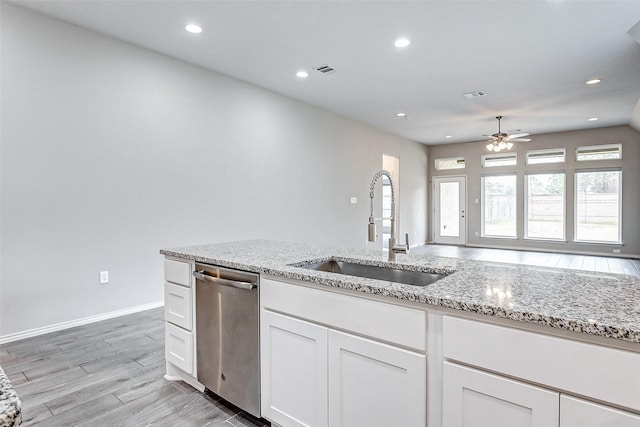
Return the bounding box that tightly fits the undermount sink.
[298,260,448,287]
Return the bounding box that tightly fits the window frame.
[526,148,566,165]
[481,173,518,239]
[524,171,566,242]
[574,168,622,244]
[575,144,622,162]
[435,157,465,171]
[482,153,517,168]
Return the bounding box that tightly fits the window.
[526,149,566,165]
[525,173,565,240]
[576,144,621,161]
[482,153,517,168]
[482,175,517,238]
[575,170,621,243]
[435,157,465,171]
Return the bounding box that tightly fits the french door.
[433,176,467,245]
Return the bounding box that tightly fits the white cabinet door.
[164,282,192,330]
[328,330,426,427]
[560,395,640,427]
[443,362,559,427]
[261,310,328,427]
[165,322,193,374]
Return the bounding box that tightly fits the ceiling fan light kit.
[484,116,531,152]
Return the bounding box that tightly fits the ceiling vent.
[463,90,486,99]
[314,64,336,74]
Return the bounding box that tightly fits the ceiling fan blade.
[510,138,532,142]
[508,132,530,139]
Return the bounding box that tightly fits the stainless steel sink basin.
[298,260,447,287]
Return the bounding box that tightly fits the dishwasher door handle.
[193,270,257,290]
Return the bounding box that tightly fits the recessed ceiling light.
[585,78,602,85]
[185,23,202,34]
[296,71,309,78]
[394,38,411,48]
[588,117,599,121]
[396,112,407,117]
[445,135,453,139]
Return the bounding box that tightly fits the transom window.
[435,157,465,171]
[482,153,517,168]
[576,144,621,161]
[526,149,566,165]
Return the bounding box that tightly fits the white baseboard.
[0,300,164,344]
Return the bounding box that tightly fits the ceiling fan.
[483,116,531,152]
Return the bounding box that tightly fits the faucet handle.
[405,233,410,252]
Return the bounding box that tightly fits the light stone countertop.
[0,366,22,427]
[161,240,640,344]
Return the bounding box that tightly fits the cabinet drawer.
[561,395,640,427]
[165,322,193,374]
[443,316,640,411]
[164,259,191,287]
[165,282,193,330]
[261,278,426,352]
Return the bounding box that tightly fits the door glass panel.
[382,176,392,248]
[439,182,460,237]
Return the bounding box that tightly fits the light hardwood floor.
[2,245,638,426]
[0,308,268,427]
[411,244,640,277]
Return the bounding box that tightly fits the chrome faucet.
[368,170,410,262]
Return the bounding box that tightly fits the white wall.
[0,5,429,337]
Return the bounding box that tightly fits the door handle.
[193,270,257,290]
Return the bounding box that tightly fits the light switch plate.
[350,197,358,204]
[100,271,109,284]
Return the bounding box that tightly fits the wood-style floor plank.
[2,308,268,427]
[411,244,639,277]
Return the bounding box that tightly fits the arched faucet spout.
[368,170,410,262]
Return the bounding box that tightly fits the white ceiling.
[13,0,640,145]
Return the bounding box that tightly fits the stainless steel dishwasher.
[193,263,260,418]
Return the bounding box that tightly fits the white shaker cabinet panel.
[164,258,192,287]
[560,395,640,427]
[164,282,192,330]
[327,330,426,427]
[261,310,328,427]
[443,361,559,427]
[165,322,193,375]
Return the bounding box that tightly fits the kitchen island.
[161,239,640,343]
[161,240,640,427]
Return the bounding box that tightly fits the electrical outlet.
[475,231,479,237]
[100,271,109,284]
[613,249,621,254]
[350,197,358,204]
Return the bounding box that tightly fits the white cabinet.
[442,361,559,427]
[260,278,428,427]
[560,395,640,427]
[165,322,193,373]
[164,282,192,330]
[261,311,328,427]
[163,257,203,391]
[442,315,640,427]
[328,330,426,427]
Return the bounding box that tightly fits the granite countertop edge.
[161,240,640,344]
[0,366,22,427]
